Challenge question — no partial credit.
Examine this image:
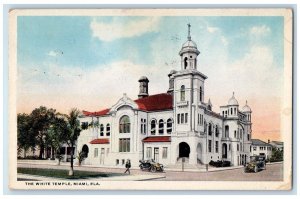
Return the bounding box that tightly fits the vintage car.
[244,155,266,173]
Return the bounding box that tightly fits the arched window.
[100,124,104,136]
[106,124,110,136]
[225,125,229,138]
[200,87,203,102]
[159,119,164,134]
[215,125,219,137]
[208,123,212,136]
[119,115,130,133]
[184,57,188,69]
[180,85,185,101]
[167,118,173,134]
[151,119,156,135]
[204,121,207,133]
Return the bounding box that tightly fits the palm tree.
[59,108,82,176]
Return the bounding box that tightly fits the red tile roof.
[134,93,173,111]
[82,93,173,117]
[90,138,110,144]
[143,136,171,143]
[82,108,110,117]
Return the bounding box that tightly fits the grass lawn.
[18,167,124,179]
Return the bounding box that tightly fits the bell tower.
[179,24,200,70]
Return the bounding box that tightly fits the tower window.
[184,57,188,69]
[180,85,185,101]
[200,86,203,102]
[190,56,192,58]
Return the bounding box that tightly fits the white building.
[77,24,253,168]
[250,139,272,159]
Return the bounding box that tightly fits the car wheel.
[151,166,156,173]
[254,166,258,173]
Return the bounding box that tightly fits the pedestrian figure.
[124,159,131,174]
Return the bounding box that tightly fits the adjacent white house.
[76,24,253,168]
[250,139,273,159]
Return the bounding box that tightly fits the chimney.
[138,76,149,99]
[167,70,177,94]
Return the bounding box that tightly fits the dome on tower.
[182,40,198,48]
[242,101,251,112]
[138,76,149,82]
[179,23,200,56]
[228,92,239,106]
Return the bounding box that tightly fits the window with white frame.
[162,147,168,159]
[119,138,130,152]
[167,118,173,134]
[159,119,164,134]
[106,124,110,136]
[146,147,152,159]
[151,119,156,135]
[94,148,98,158]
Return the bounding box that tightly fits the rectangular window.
[247,134,250,141]
[208,140,212,153]
[185,113,188,123]
[94,148,98,158]
[162,147,168,159]
[119,138,130,152]
[122,159,125,165]
[181,113,184,124]
[141,123,143,134]
[116,159,119,165]
[234,131,237,138]
[177,114,180,124]
[146,147,152,159]
[215,141,219,153]
[237,144,239,151]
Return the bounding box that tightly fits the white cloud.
[18,60,170,113]
[207,26,219,33]
[90,17,160,41]
[250,25,271,36]
[47,50,58,57]
[221,36,229,46]
[202,44,282,109]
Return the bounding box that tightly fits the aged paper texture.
[9,8,293,190]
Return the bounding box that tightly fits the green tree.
[58,108,82,176]
[17,113,34,158]
[270,147,283,162]
[30,106,57,159]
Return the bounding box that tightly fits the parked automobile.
[139,160,152,171]
[139,159,164,172]
[150,162,164,172]
[244,155,266,173]
[209,160,231,167]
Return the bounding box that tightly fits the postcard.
[9,8,293,190]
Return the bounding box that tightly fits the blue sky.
[17,15,285,141]
[18,16,283,70]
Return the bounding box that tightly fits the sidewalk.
[17,173,165,181]
[17,159,282,173]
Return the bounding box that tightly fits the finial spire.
[187,23,191,41]
[233,91,235,96]
[246,100,248,105]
